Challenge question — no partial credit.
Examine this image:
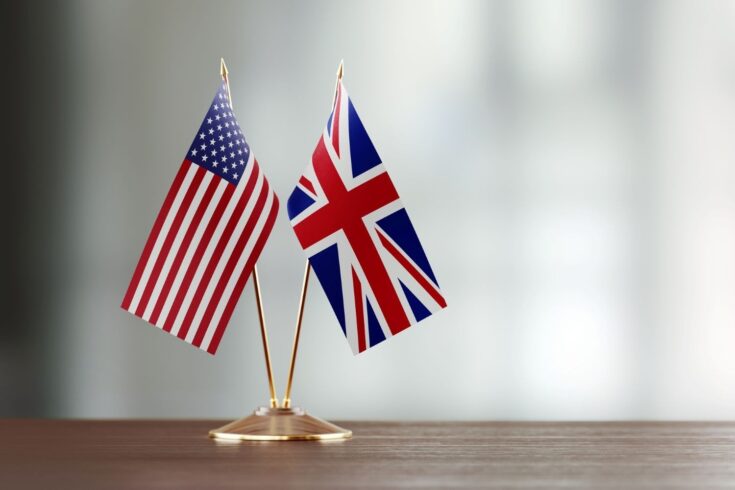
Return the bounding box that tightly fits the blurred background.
[2,0,735,420]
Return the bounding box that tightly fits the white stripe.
[369,227,417,326]
[349,243,393,348]
[363,198,404,227]
[185,166,265,343]
[351,163,387,188]
[168,156,255,337]
[377,229,445,315]
[199,188,275,352]
[127,164,198,314]
[375,223,442,292]
[338,236,360,354]
[142,172,214,322]
[289,136,329,228]
[154,179,228,328]
[335,83,352,184]
[323,128,348,183]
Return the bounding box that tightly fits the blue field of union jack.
[287,78,447,354]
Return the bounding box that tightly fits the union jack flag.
[287,78,446,354]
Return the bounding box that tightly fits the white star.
[222,155,228,162]
[209,138,215,145]
[228,142,234,148]
[226,132,231,138]
[191,149,197,156]
[239,159,245,165]
[215,114,220,121]
[233,173,239,179]
[218,135,224,141]
[237,149,242,155]
[199,133,205,139]
[223,167,228,173]
[230,152,235,158]
[207,118,212,124]
[217,124,222,131]
[200,144,206,150]
[244,148,249,153]
[220,145,225,151]
[212,161,218,167]
[224,122,229,128]
[235,140,240,146]
[211,149,217,156]
[208,128,214,135]
[231,163,236,169]
[202,155,208,162]
[213,104,219,110]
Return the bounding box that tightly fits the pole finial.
[332,60,344,106]
[220,58,229,80]
[220,58,233,109]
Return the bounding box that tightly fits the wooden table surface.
[1,420,735,489]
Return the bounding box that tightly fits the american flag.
[287,79,446,354]
[122,80,279,354]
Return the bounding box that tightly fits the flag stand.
[208,59,351,441]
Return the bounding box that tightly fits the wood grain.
[1,420,734,489]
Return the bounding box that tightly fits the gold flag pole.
[220,58,279,409]
[281,263,310,408]
[281,60,343,409]
[209,59,351,441]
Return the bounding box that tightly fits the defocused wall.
[2,0,735,420]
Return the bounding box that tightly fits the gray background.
[3,0,735,420]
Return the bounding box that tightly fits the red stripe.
[121,161,189,310]
[344,220,410,334]
[293,139,398,249]
[331,83,341,157]
[308,139,410,334]
[377,230,447,309]
[206,193,279,354]
[192,179,270,348]
[162,183,236,334]
[298,176,316,195]
[134,166,206,317]
[175,163,261,340]
[148,176,220,326]
[353,268,366,353]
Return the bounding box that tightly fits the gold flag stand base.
[209,407,352,441]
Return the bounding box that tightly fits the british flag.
[287,78,446,354]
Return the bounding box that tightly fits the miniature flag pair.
[122,64,447,355]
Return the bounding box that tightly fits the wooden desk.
[1,420,734,488]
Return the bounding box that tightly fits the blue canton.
[186,82,251,185]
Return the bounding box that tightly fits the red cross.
[293,137,411,335]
